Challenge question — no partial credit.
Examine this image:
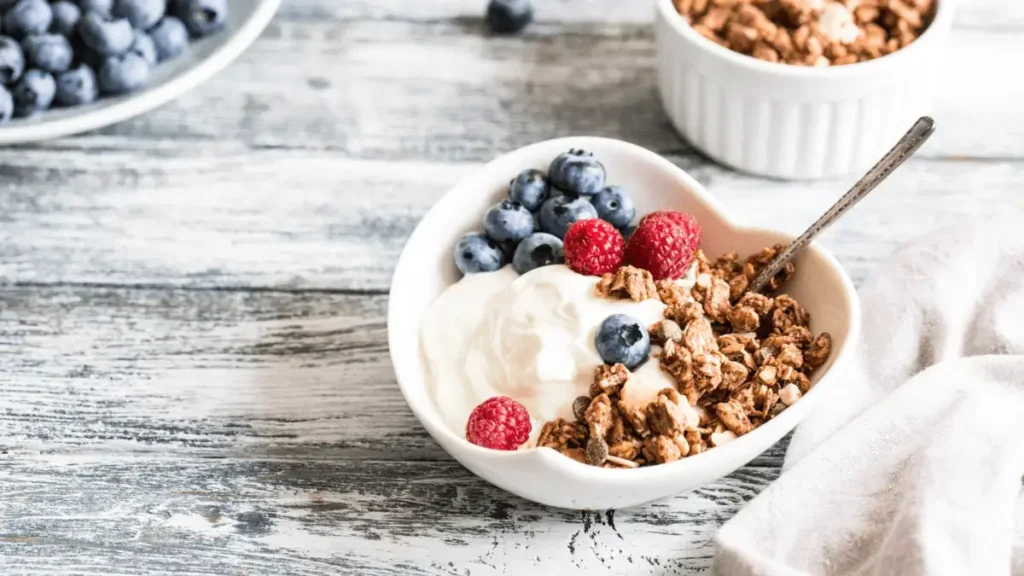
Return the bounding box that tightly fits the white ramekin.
[388,137,861,510]
[654,0,953,180]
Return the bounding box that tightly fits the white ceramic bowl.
[0,0,280,144]
[654,0,953,180]
[388,137,861,510]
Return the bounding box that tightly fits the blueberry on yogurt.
[549,149,606,197]
[595,314,650,370]
[591,185,636,230]
[483,199,535,245]
[538,194,598,239]
[508,169,550,212]
[454,232,508,275]
[512,232,564,275]
[486,0,532,35]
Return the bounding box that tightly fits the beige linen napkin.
[714,218,1024,576]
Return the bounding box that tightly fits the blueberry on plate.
[174,0,228,38]
[50,1,82,38]
[549,149,606,197]
[483,199,535,245]
[0,36,25,85]
[508,168,549,212]
[538,194,598,239]
[454,232,508,275]
[55,64,98,106]
[98,52,149,94]
[79,0,115,15]
[12,68,55,117]
[591,185,636,230]
[486,0,532,35]
[3,0,53,39]
[512,232,564,275]
[22,34,74,74]
[112,0,166,31]
[595,314,650,370]
[148,16,188,62]
[129,30,157,66]
[79,12,134,57]
[0,85,13,122]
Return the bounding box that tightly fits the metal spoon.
[748,116,936,294]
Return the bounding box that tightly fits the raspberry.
[563,219,625,276]
[625,211,702,280]
[466,396,532,450]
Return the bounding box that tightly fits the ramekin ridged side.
[654,0,953,180]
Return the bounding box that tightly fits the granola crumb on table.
[537,246,834,468]
[673,0,936,67]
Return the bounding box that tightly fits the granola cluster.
[537,248,833,468]
[673,0,935,66]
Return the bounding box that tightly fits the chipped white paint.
[1,0,1022,574]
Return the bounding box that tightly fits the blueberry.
[77,0,114,15]
[3,0,52,39]
[621,225,637,241]
[98,51,148,94]
[595,314,650,370]
[148,16,187,62]
[12,68,55,116]
[483,199,535,245]
[549,149,606,196]
[129,30,156,66]
[591,185,636,230]
[512,233,564,275]
[486,0,531,35]
[78,12,134,57]
[50,1,82,38]
[0,84,12,122]
[174,0,228,38]
[538,195,598,239]
[454,232,508,275]
[508,169,549,212]
[54,63,97,106]
[112,0,165,30]
[22,34,74,73]
[0,36,25,85]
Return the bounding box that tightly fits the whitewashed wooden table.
[2,1,1021,574]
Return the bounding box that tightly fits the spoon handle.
[748,116,936,294]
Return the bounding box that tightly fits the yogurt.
[419,264,697,442]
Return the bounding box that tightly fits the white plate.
[0,0,281,144]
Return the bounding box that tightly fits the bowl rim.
[654,0,954,79]
[387,136,862,484]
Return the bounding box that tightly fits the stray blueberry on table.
[486,0,532,35]
[129,30,158,66]
[3,0,53,39]
[12,68,55,117]
[483,199,535,244]
[79,12,134,57]
[0,36,25,85]
[55,64,98,106]
[175,0,228,38]
[22,34,74,74]
[49,1,82,38]
[508,168,549,212]
[98,52,149,94]
[591,185,636,230]
[454,232,508,275]
[549,149,606,196]
[0,85,13,122]
[512,232,564,275]
[595,314,650,370]
[113,0,166,31]
[148,16,188,62]
[538,194,598,239]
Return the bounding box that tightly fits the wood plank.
[2,148,1021,291]
[15,21,1024,160]
[0,456,779,575]
[0,284,788,467]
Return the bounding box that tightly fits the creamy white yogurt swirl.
[420,264,697,443]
